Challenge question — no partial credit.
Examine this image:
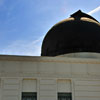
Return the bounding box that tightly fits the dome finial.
[71,10,83,18]
[70,10,99,22]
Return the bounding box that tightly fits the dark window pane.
[58,93,72,100]
[22,92,37,100]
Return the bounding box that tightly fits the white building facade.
[0,54,100,100]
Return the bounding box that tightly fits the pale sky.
[0,0,100,56]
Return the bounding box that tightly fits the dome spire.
[70,10,98,22]
[71,10,83,17]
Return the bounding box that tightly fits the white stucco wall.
[0,55,100,100]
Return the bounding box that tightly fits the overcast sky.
[0,0,100,56]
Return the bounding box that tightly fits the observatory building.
[0,10,100,100]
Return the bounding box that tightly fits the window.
[22,79,37,100]
[58,93,72,100]
[57,80,72,100]
[22,92,37,100]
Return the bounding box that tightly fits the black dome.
[41,10,100,56]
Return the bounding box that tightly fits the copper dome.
[41,10,100,56]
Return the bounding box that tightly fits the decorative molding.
[0,55,100,64]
